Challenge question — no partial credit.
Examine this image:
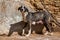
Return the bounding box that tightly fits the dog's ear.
[18,6,22,11]
[24,6,28,12]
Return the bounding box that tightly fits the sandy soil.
[0,32,60,40]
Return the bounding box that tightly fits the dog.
[8,21,28,36]
[18,6,60,36]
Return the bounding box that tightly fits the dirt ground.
[0,32,60,40]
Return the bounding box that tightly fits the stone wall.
[0,0,22,35]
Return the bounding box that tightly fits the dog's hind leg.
[8,29,13,36]
[43,20,53,35]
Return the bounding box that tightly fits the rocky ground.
[0,32,60,40]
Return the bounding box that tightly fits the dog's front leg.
[26,22,32,37]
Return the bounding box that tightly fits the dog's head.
[18,6,28,12]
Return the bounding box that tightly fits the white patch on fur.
[26,29,31,37]
[22,29,25,35]
[37,21,43,24]
[32,21,36,25]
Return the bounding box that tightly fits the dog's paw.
[44,31,49,35]
[44,31,53,36]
